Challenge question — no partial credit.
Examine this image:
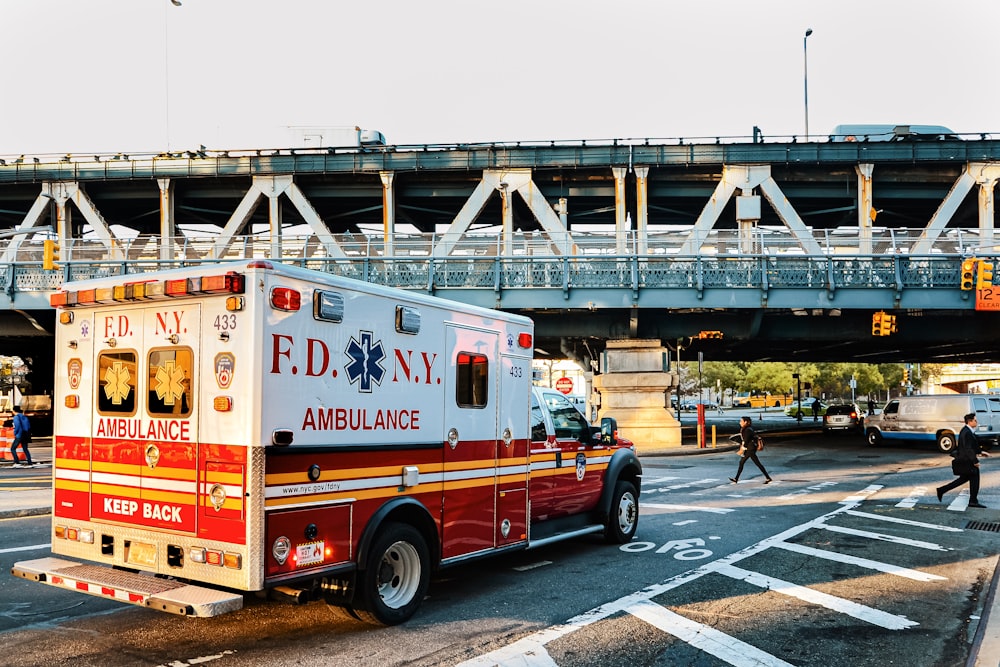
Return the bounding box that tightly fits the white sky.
[1,0,997,156]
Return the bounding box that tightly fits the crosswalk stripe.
[641,503,735,515]
[715,564,919,630]
[628,599,796,667]
[844,509,963,532]
[816,524,952,551]
[772,541,946,581]
[895,486,927,508]
[947,489,971,512]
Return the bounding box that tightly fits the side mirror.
[600,417,617,445]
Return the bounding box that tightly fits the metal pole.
[803,28,813,141]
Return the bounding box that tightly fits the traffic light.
[961,258,977,290]
[42,239,60,271]
[696,330,723,339]
[902,367,909,384]
[883,313,897,335]
[977,260,994,289]
[871,311,883,336]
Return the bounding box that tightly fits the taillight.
[270,287,301,311]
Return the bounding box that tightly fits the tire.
[937,432,957,454]
[604,480,639,544]
[352,522,430,626]
[866,428,882,446]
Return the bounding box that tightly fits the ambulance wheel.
[866,428,882,447]
[604,480,639,544]
[353,522,429,626]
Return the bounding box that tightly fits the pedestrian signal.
[42,239,60,271]
[977,260,994,289]
[961,258,977,290]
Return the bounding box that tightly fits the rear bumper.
[11,557,243,617]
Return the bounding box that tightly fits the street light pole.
[803,28,813,141]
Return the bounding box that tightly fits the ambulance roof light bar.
[50,271,245,308]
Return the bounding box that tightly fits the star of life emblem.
[344,331,386,393]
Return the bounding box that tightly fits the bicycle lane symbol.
[619,537,716,560]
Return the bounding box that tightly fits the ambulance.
[13,260,641,625]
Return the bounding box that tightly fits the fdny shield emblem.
[67,358,82,390]
[214,352,235,389]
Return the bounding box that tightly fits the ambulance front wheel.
[353,522,430,626]
[604,480,639,544]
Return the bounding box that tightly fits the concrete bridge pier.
[593,339,681,451]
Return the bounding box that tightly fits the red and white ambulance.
[13,260,641,625]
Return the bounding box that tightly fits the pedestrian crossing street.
[458,479,989,667]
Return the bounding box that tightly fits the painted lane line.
[0,542,51,555]
[772,541,947,582]
[816,524,951,551]
[655,478,721,491]
[457,487,881,666]
[947,489,970,512]
[641,503,735,515]
[642,476,681,485]
[628,599,796,667]
[895,486,928,508]
[715,563,918,630]
[673,520,698,526]
[844,509,963,532]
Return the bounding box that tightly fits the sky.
[1,0,998,156]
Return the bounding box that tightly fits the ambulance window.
[456,352,488,408]
[530,394,547,441]
[147,347,193,418]
[97,351,138,416]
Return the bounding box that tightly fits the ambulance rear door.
[90,303,201,541]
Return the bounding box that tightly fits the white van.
[830,124,958,142]
[864,394,1000,453]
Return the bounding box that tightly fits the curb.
[969,554,1000,667]
[0,507,50,520]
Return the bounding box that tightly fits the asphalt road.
[2,432,998,667]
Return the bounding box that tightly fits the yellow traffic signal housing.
[977,260,994,289]
[884,313,897,335]
[902,368,909,384]
[42,239,60,271]
[871,311,883,336]
[961,258,977,290]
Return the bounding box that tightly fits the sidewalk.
[1,436,52,519]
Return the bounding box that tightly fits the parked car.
[823,403,864,434]
[785,401,828,418]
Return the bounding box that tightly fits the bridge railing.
[0,227,989,263]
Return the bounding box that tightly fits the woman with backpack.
[730,416,772,484]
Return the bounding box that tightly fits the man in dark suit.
[937,413,990,508]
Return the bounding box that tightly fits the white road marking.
[641,503,735,515]
[457,486,885,667]
[895,486,928,508]
[772,541,946,581]
[672,519,698,526]
[715,563,918,630]
[642,476,681,485]
[816,524,951,551]
[947,489,970,512]
[513,561,552,572]
[844,509,963,532]
[648,478,721,492]
[627,599,797,667]
[0,542,51,555]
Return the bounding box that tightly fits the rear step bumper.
[12,557,243,617]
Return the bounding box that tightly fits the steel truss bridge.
[2,136,1000,389]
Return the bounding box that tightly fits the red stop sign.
[555,377,573,394]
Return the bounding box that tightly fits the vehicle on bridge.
[830,124,958,142]
[864,394,1000,453]
[12,261,641,625]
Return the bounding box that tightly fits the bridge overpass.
[2,135,1000,396]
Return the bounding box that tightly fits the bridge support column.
[157,179,175,261]
[977,170,997,250]
[856,164,874,254]
[592,339,681,452]
[380,171,395,257]
[635,166,649,255]
[612,167,629,253]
